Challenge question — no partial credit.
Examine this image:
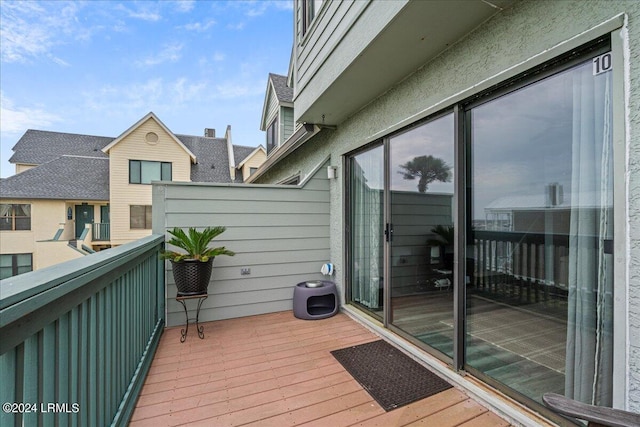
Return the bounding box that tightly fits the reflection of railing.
[92,222,110,241]
[472,230,573,303]
[0,235,165,426]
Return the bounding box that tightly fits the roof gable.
[236,145,266,169]
[260,73,294,130]
[102,112,196,163]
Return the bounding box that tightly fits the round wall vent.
[145,132,159,144]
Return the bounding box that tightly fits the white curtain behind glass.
[351,152,383,309]
[565,62,613,406]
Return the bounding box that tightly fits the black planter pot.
[171,259,213,296]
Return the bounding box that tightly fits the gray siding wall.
[153,160,330,327]
[280,106,294,145]
[260,0,640,411]
[294,0,406,121]
[264,88,279,130]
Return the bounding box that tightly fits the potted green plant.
[161,226,235,296]
[426,225,454,270]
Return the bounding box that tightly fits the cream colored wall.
[35,240,84,269]
[15,164,36,174]
[241,150,267,181]
[108,118,192,246]
[0,199,68,270]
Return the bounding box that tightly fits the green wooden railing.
[0,234,165,427]
[92,223,111,242]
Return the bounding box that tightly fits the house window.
[249,167,258,176]
[0,253,32,280]
[266,116,279,155]
[302,0,323,36]
[129,160,172,184]
[130,205,152,229]
[0,204,31,231]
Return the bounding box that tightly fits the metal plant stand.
[175,294,208,342]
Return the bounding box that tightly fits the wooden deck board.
[131,311,513,427]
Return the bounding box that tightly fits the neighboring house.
[0,112,264,277]
[260,73,294,156]
[247,0,640,423]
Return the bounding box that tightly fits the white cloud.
[174,0,196,13]
[1,2,56,63]
[226,22,246,31]
[115,3,161,22]
[213,52,225,62]
[237,0,293,17]
[0,1,101,64]
[136,43,184,67]
[82,77,214,116]
[181,19,217,32]
[0,93,62,133]
[172,78,207,103]
[223,0,292,30]
[214,79,264,99]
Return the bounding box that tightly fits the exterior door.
[347,144,385,320]
[388,113,455,359]
[75,204,94,238]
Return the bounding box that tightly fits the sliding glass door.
[348,145,384,318]
[346,41,615,411]
[389,114,455,358]
[466,54,613,406]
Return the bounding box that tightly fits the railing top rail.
[473,230,572,245]
[0,234,164,314]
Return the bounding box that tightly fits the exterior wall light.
[327,166,337,179]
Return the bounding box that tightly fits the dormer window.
[266,116,279,155]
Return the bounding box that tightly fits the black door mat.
[331,340,452,411]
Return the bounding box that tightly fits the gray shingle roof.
[177,134,235,183]
[0,156,109,200]
[9,130,112,165]
[269,73,293,103]
[233,145,257,166]
[5,128,263,199]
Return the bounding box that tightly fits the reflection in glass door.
[389,114,455,358]
[348,145,385,319]
[466,56,614,406]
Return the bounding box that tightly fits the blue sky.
[0,0,293,177]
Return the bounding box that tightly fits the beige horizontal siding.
[109,118,192,245]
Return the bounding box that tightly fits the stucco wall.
[257,0,640,411]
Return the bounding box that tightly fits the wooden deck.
[131,311,512,427]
